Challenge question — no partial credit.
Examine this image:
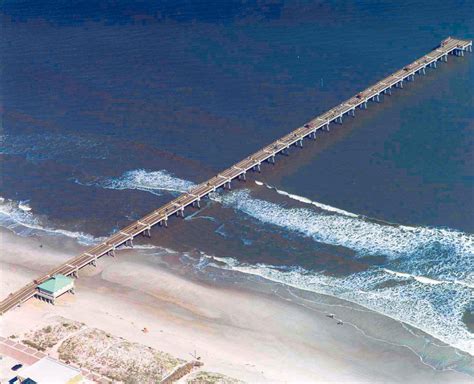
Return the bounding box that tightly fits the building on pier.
[35,274,74,305]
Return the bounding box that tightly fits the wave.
[84,169,473,285]
[73,168,474,354]
[0,197,101,245]
[255,180,358,218]
[383,268,444,286]
[217,190,474,281]
[204,255,474,355]
[18,201,32,212]
[77,169,196,196]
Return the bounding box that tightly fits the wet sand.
[0,228,472,383]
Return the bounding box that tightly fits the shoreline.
[1,228,473,383]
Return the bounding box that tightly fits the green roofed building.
[35,274,75,305]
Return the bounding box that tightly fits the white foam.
[99,169,196,195]
[18,202,32,212]
[0,197,101,245]
[219,190,474,268]
[383,269,443,286]
[255,180,358,218]
[82,170,474,354]
[207,255,474,355]
[91,171,473,285]
[414,276,443,285]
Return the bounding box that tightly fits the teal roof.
[37,274,73,293]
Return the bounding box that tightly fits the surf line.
[254,180,358,218]
[253,180,422,230]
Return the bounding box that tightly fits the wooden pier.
[1,37,472,315]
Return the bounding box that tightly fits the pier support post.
[239,172,246,181]
[400,80,404,88]
[350,109,355,117]
[422,67,426,75]
[270,155,275,164]
[108,249,116,257]
[325,123,330,131]
[298,139,303,148]
[375,94,380,102]
[433,60,437,68]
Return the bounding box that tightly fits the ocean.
[1,0,473,367]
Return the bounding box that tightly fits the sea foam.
[255,180,358,218]
[207,255,474,355]
[0,197,100,245]
[77,168,474,354]
[218,190,473,276]
[94,169,196,195]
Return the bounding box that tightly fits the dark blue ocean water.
[1,0,473,358]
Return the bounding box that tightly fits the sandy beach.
[0,228,472,383]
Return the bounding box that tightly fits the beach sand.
[0,228,472,383]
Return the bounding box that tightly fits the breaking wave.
[0,197,101,245]
[217,190,474,281]
[69,168,474,354]
[206,255,474,355]
[254,180,358,218]
[79,169,196,196]
[212,188,474,354]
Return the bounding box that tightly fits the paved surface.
[0,337,109,383]
[0,37,472,316]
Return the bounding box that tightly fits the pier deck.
[1,37,472,315]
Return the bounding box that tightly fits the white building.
[17,357,83,384]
